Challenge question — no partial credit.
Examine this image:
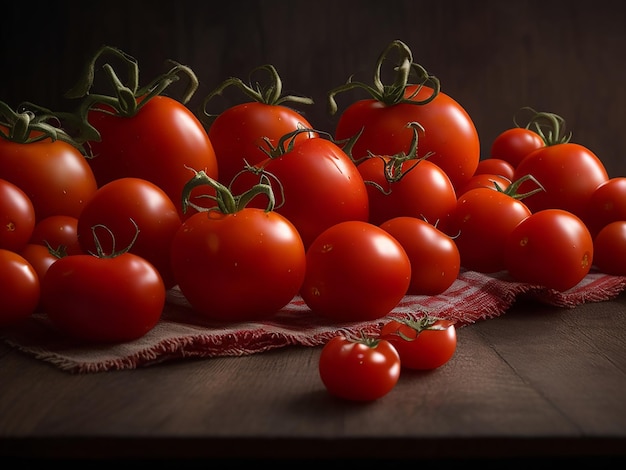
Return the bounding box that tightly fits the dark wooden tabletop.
[1,293,626,464]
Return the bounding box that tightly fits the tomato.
[200,64,317,186]
[474,158,515,180]
[300,220,411,322]
[29,215,82,255]
[357,152,457,231]
[380,317,457,370]
[19,243,60,284]
[490,127,545,168]
[504,209,593,291]
[0,248,40,326]
[170,171,306,321]
[0,178,36,252]
[329,41,479,192]
[77,177,182,289]
[67,46,218,219]
[0,126,98,221]
[455,173,511,197]
[41,251,165,343]
[582,177,626,238]
[379,216,460,295]
[593,221,626,276]
[513,143,608,219]
[449,185,532,273]
[232,133,369,249]
[318,334,401,402]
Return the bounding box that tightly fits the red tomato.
[0,248,40,326]
[29,215,82,255]
[504,209,593,291]
[201,64,317,186]
[490,127,545,168]
[358,156,457,231]
[513,143,608,220]
[455,173,511,197]
[0,128,98,221]
[77,177,182,289]
[0,178,36,252]
[474,158,515,180]
[19,243,60,283]
[300,220,411,322]
[318,334,401,402]
[593,221,626,275]
[85,97,218,219]
[450,186,532,273]
[232,135,369,249]
[380,317,457,370]
[379,216,460,295]
[583,177,626,238]
[170,172,306,321]
[41,252,165,343]
[334,85,479,192]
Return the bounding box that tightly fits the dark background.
[1,0,625,176]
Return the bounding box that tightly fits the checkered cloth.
[2,269,625,373]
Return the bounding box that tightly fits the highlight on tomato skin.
[380,317,457,371]
[318,334,401,402]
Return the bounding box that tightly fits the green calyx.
[327,39,441,116]
[515,107,572,146]
[181,169,276,215]
[199,64,314,128]
[0,101,84,151]
[65,45,199,143]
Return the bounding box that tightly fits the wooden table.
[1,294,626,463]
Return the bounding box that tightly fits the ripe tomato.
[582,177,626,238]
[0,178,36,252]
[67,46,218,219]
[29,215,82,255]
[329,41,479,192]
[0,248,40,326]
[490,127,545,168]
[200,64,316,186]
[450,186,532,273]
[513,143,608,219]
[19,243,60,283]
[77,177,182,289]
[0,126,98,221]
[504,209,593,291]
[593,221,626,276]
[300,220,411,322]
[318,334,401,402]
[474,158,515,180]
[41,251,165,343]
[379,216,460,295]
[380,317,457,370]
[232,133,369,249]
[170,171,306,321]
[357,153,457,231]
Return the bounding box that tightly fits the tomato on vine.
[328,40,480,191]
[380,316,457,370]
[511,109,608,220]
[318,333,401,402]
[356,122,457,231]
[199,64,317,186]
[0,102,98,221]
[170,170,306,322]
[41,221,165,343]
[65,46,218,219]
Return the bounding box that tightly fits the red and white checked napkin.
[2,269,625,373]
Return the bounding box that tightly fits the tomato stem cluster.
[327,39,440,116]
